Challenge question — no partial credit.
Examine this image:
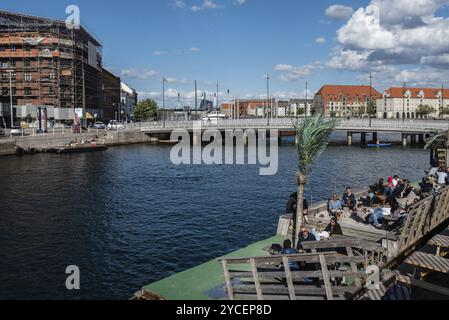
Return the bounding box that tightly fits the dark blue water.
[0,141,429,299]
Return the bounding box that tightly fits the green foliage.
[134,99,159,121]
[416,104,436,119]
[440,108,449,117]
[425,129,448,150]
[293,114,338,175]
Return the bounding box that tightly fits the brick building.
[0,10,119,126]
[314,85,381,117]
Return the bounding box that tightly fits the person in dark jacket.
[281,240,299,271]
[296,227,317,252]
[325,217,343,236]
[286,192,310,224]
[342,187,357,210]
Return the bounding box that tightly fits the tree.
[440,108,449,118]
[367,100,377,115]
[134,99,159,121]
[416,104,436,119]
[292,115,338,246]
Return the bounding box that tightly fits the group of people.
[326,178,412,230]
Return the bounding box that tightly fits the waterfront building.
[121,82,137,122]
[377,87,449,119]
[314,85,381,118]
[288,99,312,117]
[221,99,276,118]
[0,10,120,126]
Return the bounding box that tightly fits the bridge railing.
[139,118,449,132]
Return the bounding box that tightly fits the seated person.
[296,227,318,252]
[375,179,386,195]
[355,203,372,223]
[281,239,299,271]
[342,187,357,210]
[372,191,387,206]
[328,193,343,217]
[325,217,343,236]
[370,203,384,229]
[437,169,448,186]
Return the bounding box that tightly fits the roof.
[121,82,136,94]
[316,85,382,102]
[0,9,102,47]
[384,87,449,99]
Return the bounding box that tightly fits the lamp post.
[369,72,372,127]
[162,77,167,128]
[266,74,270,126]
[7,70,14,128]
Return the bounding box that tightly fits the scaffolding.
[0,10,103,124]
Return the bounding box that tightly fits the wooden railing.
[219,238,368,301]
[397,186,449,253]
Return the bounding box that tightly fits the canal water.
[0,138,429,299]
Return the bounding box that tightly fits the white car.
[107,121,124,130]
[10,127,23,136]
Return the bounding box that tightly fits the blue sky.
[2,0,449,107]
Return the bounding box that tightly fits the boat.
[55,142,108,154]
[201,111,226,124]
[367,143,394,148]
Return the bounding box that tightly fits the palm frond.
[293,114,338,175]
[424,129,447,150]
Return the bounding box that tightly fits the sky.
[2,0,449,107]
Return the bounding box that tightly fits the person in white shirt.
[437,169,448,185]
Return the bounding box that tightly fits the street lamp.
[369,72,372,127]
[266,74,270,126]
[162,77,167,128]
[6,69,14,128]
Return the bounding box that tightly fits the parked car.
[107,120,124,130]
[93,122,106,130]
[10,127,23,136]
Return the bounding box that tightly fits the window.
[24,87,32,95]
[49,72,55,80]
[24,60,31,68]
[24,46,31,52]
[0,46,5,52]
[10,60,16,68]
[1,61,8,68]
[1,88,8,96]
[10,45,16,52]
[49,86,55,95]
[1,71,7,80]
[24,72,32,82]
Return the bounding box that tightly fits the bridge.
[140,118,449,146]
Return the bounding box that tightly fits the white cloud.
[316,37,326,44]
[189,47,200,52]
[233,0,248,5]
[275,63,318,82]
[121,69,159,80]
[153,50,168,56]
[192,0,223,11]
[173,0,186,9]
[325,4,354,20]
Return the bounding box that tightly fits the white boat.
[201,111,226,124]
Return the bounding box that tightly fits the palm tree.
[292,114,338,246]
[424,129,449,150]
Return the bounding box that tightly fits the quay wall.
[0,139,16,156]
[0,130,159,156]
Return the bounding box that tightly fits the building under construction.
[0,10,120,126]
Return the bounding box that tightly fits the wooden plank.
[300,239,361,250]
[250,259,263,300]
[222,260,234,300]
[233,284,359,296]
[230,270,367,280]
[396,274,449,297]
[404,251,449,273]
[346,246,361,287]
[319,254,334,300]
[281,257,296,301]
[223,254,364,265]
[429,234,449,249]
